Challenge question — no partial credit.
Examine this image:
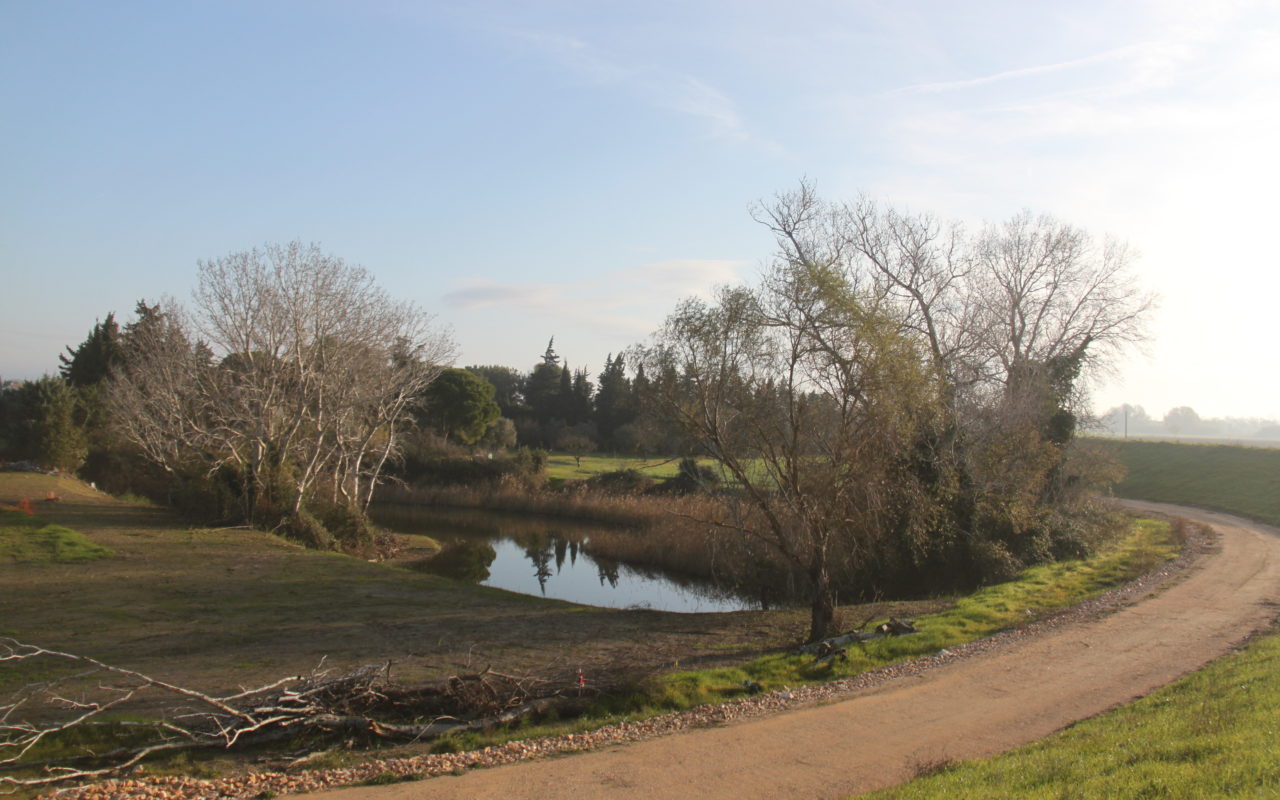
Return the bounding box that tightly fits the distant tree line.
[460,340,686,458]
[1097,404,1280,440]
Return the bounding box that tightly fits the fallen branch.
[0,638,580,788]
[795,618,920,658]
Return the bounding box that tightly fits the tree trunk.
[807,560,837,643]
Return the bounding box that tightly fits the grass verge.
[632,519,1179,711]
[863,627,1280,799]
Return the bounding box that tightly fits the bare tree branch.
[0,639,584,789]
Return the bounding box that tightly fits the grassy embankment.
[1104,438,1280,526]
[862,439,1280,799]
[369,517,1183,758]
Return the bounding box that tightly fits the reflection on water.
[371,504,760,613]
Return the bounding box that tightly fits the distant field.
[1102,439,1280,526]
[1093,433,1280,449]
[543,453,685,483]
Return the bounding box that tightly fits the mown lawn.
[543,453,686,483]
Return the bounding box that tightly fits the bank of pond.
[371,503,773,612]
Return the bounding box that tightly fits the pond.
[371,504,764,613]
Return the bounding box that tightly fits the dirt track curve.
[310,502,1280,800]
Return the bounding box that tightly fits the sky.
[2,0,1278,420]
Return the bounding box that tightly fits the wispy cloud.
[659,76,750,142]
[443,258,749,313]
[441,281,558,310]
[874,3,1280,176]
[506,25,766,147]
[888,45,1145,96]
[509,29,634,85]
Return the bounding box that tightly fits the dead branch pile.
[0,638,589,789]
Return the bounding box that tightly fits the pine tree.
[525,338,564,426]
[557,364,574,423]
[59,314,122,387]
[594,353,633,445]
[570,367,594,427]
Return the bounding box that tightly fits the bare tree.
[970,211,1152,391]
[755,183,1153,404]
[107,243,455,527]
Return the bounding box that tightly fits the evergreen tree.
[59,314,122,387]
[540,338,560,366]
[0,376,88,471]
[594,353,633,445]
[525,338,563,426]
[557,364,574,423]
[569,367,594,427]
[463,365,526,418]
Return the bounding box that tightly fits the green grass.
[0,509,113,563]
[1103,439,1280,526]
[542,453,686,483]
[864,629,1280,799]
[637,519,1179,710]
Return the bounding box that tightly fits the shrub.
[281,506,334,550]
[583,468,654,495]
[658,458,721,495]
[397,448,548,489]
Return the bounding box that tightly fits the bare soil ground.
[299,500,1280,800]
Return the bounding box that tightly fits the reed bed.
[378,480,793,602]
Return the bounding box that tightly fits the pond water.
[371,504,762,613]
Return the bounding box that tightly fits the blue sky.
[3,1,1278,419]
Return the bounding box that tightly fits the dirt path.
[305,502,1280,800]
